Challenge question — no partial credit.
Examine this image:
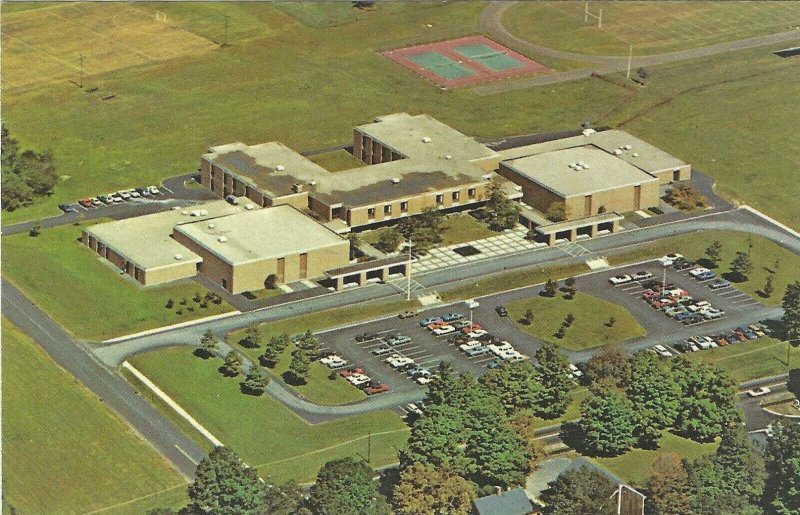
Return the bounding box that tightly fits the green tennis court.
[455,44,523,71]
[407,51,475,80]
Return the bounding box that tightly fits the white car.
[406,403,424,416]
[432,325,456,336]
[659,253,684,266]
[346,374,371,386]
[688,301,712,312]
[148,185,161,195]
[465,329,488,339]
[464,299,480,309]
[320,354,342,364]
[488,342,514,356]
[326,358,348,369]
[117,190,131,200]
[569,363,583,377]
[608,275,632,285]
[747,386,771,397]
[459,341,482,352]
[653,345,673,358]
[689,267,711,277]
[416,376,433,385]
[128,189,141,198]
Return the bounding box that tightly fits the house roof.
[473,488,533,515]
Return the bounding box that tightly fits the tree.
[563,313,575,327]
[1,125,58,211]
[782,281,800,342]
[409,208,444,255]
[221,351,243,376]
[295,330,320,360]
[564,276,577,297]
[637,66,649,80]
[289,348,310,384]
[260,481,307,515]
[479,361,543,416]
[606,316,616,327]
[187,447,265,514]
[465,416,530,488]
[520,308,534,325]
[260,336,282,367]
[1,122,19,170]
[705,240,723,267]
[508,411,546,468]
[543,278,558,298]
[401,403,470,474]
[545,201,567,222]
[241,325,261,348]
[241,366,269,395]
[533,342,573,418]
[1,173,33,211]
[763,274,775,298]
[672,358,739,442]
[577,390,637,456]
[484,181,520,231]
[584,343,628,388]
[763,421,800,513]
[347,233,361,260]
[623,352,680,430]
[539,466,616,515]
[28,220,42,237]
[264,274,278,289]
[392,463,474,515]
[375,228,403,253]
[647,453,694,515]
[730,251,753,281]
[199,329,217,357]
[308,457,389,515]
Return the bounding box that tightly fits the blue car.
[441,313,464,322]
[709,278,731,289]
[674,312,694,321]
[696,271,716,281]
[486,359,501,369]
[420,317,443,327]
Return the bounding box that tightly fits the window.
[435,194,444,205]
[384,205,392,215]
[400,201,409,212]
[468,188,476,199]
[452,191,460,202]
[367,207,376,218]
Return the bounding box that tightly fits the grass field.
[308,149,365,172]
[592,431,719,486]
[0,1,623,225]
[360,213,496,249]
[505,2,800,56]
[266,343,366,405]
[1,221,234,340]
[506,291,646,351]
[1,319,186,514]
[685,337,799,383]
[130,347,409,483]
[606,230,800,307]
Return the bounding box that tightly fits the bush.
[265,274,278,290]
[180,297,188,306]
[165,299,174,309]
[193,292,202,303]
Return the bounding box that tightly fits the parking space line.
[733,297,757,303]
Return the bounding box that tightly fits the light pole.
[626,44,633,79]
[406,239,413,301]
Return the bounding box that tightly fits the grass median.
[1,221,235,341]
[684,337,798,384]
[1,319,186,514]
[129,347,409,484]
[506,291,646,351]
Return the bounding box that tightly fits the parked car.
[406,403,424,416]
[416,376,433,385]
[148,185,161,195]
[486,360,501,369]
[117,190,131,200]
[427,320,449,330]
[702,309,725,320]
[609,274,632,285]
[695,271,716,281]
[653,345,673,358]
[372,346,392,356]
[460,323,482,333]
[465,345,490,357]
[386,335,411,346]
[420,317,443,327]
[91,197,103,206]
[452,320,472,330]
[58,203,78,213]
[658,253,684,266]
[747,386,771,397]
[748,324,766,337]
[398,310,418,319]
[464,299,480,309]
[459,341,482,352]
[356,332,379,342]
[569,363,583,378]
[495,306,508,317]
[631,271,654,281]
[406,367,430,378]
[709,279,731,289]
[664,306,688,317]
[78,198,93,208]
[689,267,711,277]
[441,313,463,322]
[673,258,695,270]
[364,383,390,395]
[339,367,366,378]
[465,329,488,339]
[128,189,141,198]
[136,187,151,197]
[652,298,676,309]
[432,325,455,336]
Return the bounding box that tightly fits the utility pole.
[406,239,413,301]
[78,53,85,88]
[626,44,633,79]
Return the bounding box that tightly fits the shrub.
[165,299,174,309]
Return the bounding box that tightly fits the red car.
[339,367,365,378]
[79,198,93,208]
[652,298,675,309]
[427,321,449,330]
[364,383,391,395]
[460,323,483,334]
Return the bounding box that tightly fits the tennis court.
[454,43,523,71]
[383,35,548,88]
[407,52,475,80]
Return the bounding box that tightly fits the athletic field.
[1,2,217,90]
[504,1,800,56]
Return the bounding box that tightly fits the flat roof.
[535,211,623,234]
[85,200,248,270]
[174,205,347,266]
[203,113,500,208]
[503,145,658,197]
[355,113,498,164]
[499,129,687,174]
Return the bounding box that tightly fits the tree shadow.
[258,355,277,368]
[560,421,587,454]
[193,348,214,360]
[239,383,265,396]
[696,257,716,269]
[282,371,307,386]
[722,271,747,283]
[217,366,239,378]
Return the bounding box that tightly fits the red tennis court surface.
[382,35,549,88]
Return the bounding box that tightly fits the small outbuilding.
[473,488,535,515]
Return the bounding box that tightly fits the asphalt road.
[1,279,206,479]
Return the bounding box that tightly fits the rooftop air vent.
[421,137,431,143]
[174,254,183,260]
[632,153,639,157]
[444,154,452,160]
[181,210,189,215]
[292,183,304,193]
[309,179,317,186]
[613,149,623,156]
[208,223,215,229]
[391,178,400,184]
[583,163,590,169]
[245,204,255,210]
[582,128,596,136]
[275,165,285,171]
[624,144,632,150]
[217,236,228,243]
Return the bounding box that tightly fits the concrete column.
[359,272,368,286]
[547,233,556,246]
[611,220,619,233]
[403,262,411,276]
[336,276,344,291]
[381,267,390,282]
[570,229,577,242]
[591,224,598,237]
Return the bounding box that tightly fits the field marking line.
[122,361,224,447]
[0,32,82,72]
[251,427,411,470]
[82,482,188,515]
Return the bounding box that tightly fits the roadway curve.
[475,2,800,93]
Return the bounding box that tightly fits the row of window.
[366,188,477,219]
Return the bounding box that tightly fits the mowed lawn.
[606,230,800,307]
[507,292,646,351]
[308,149,365,172]
[1,221,234,341]
[130,347,409,483]
[0,1,624,225]
[1,319,186,514]
[592,431,719,486]
[505,2,800,56]
[360,213,496,249]
[686,337,799,383]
